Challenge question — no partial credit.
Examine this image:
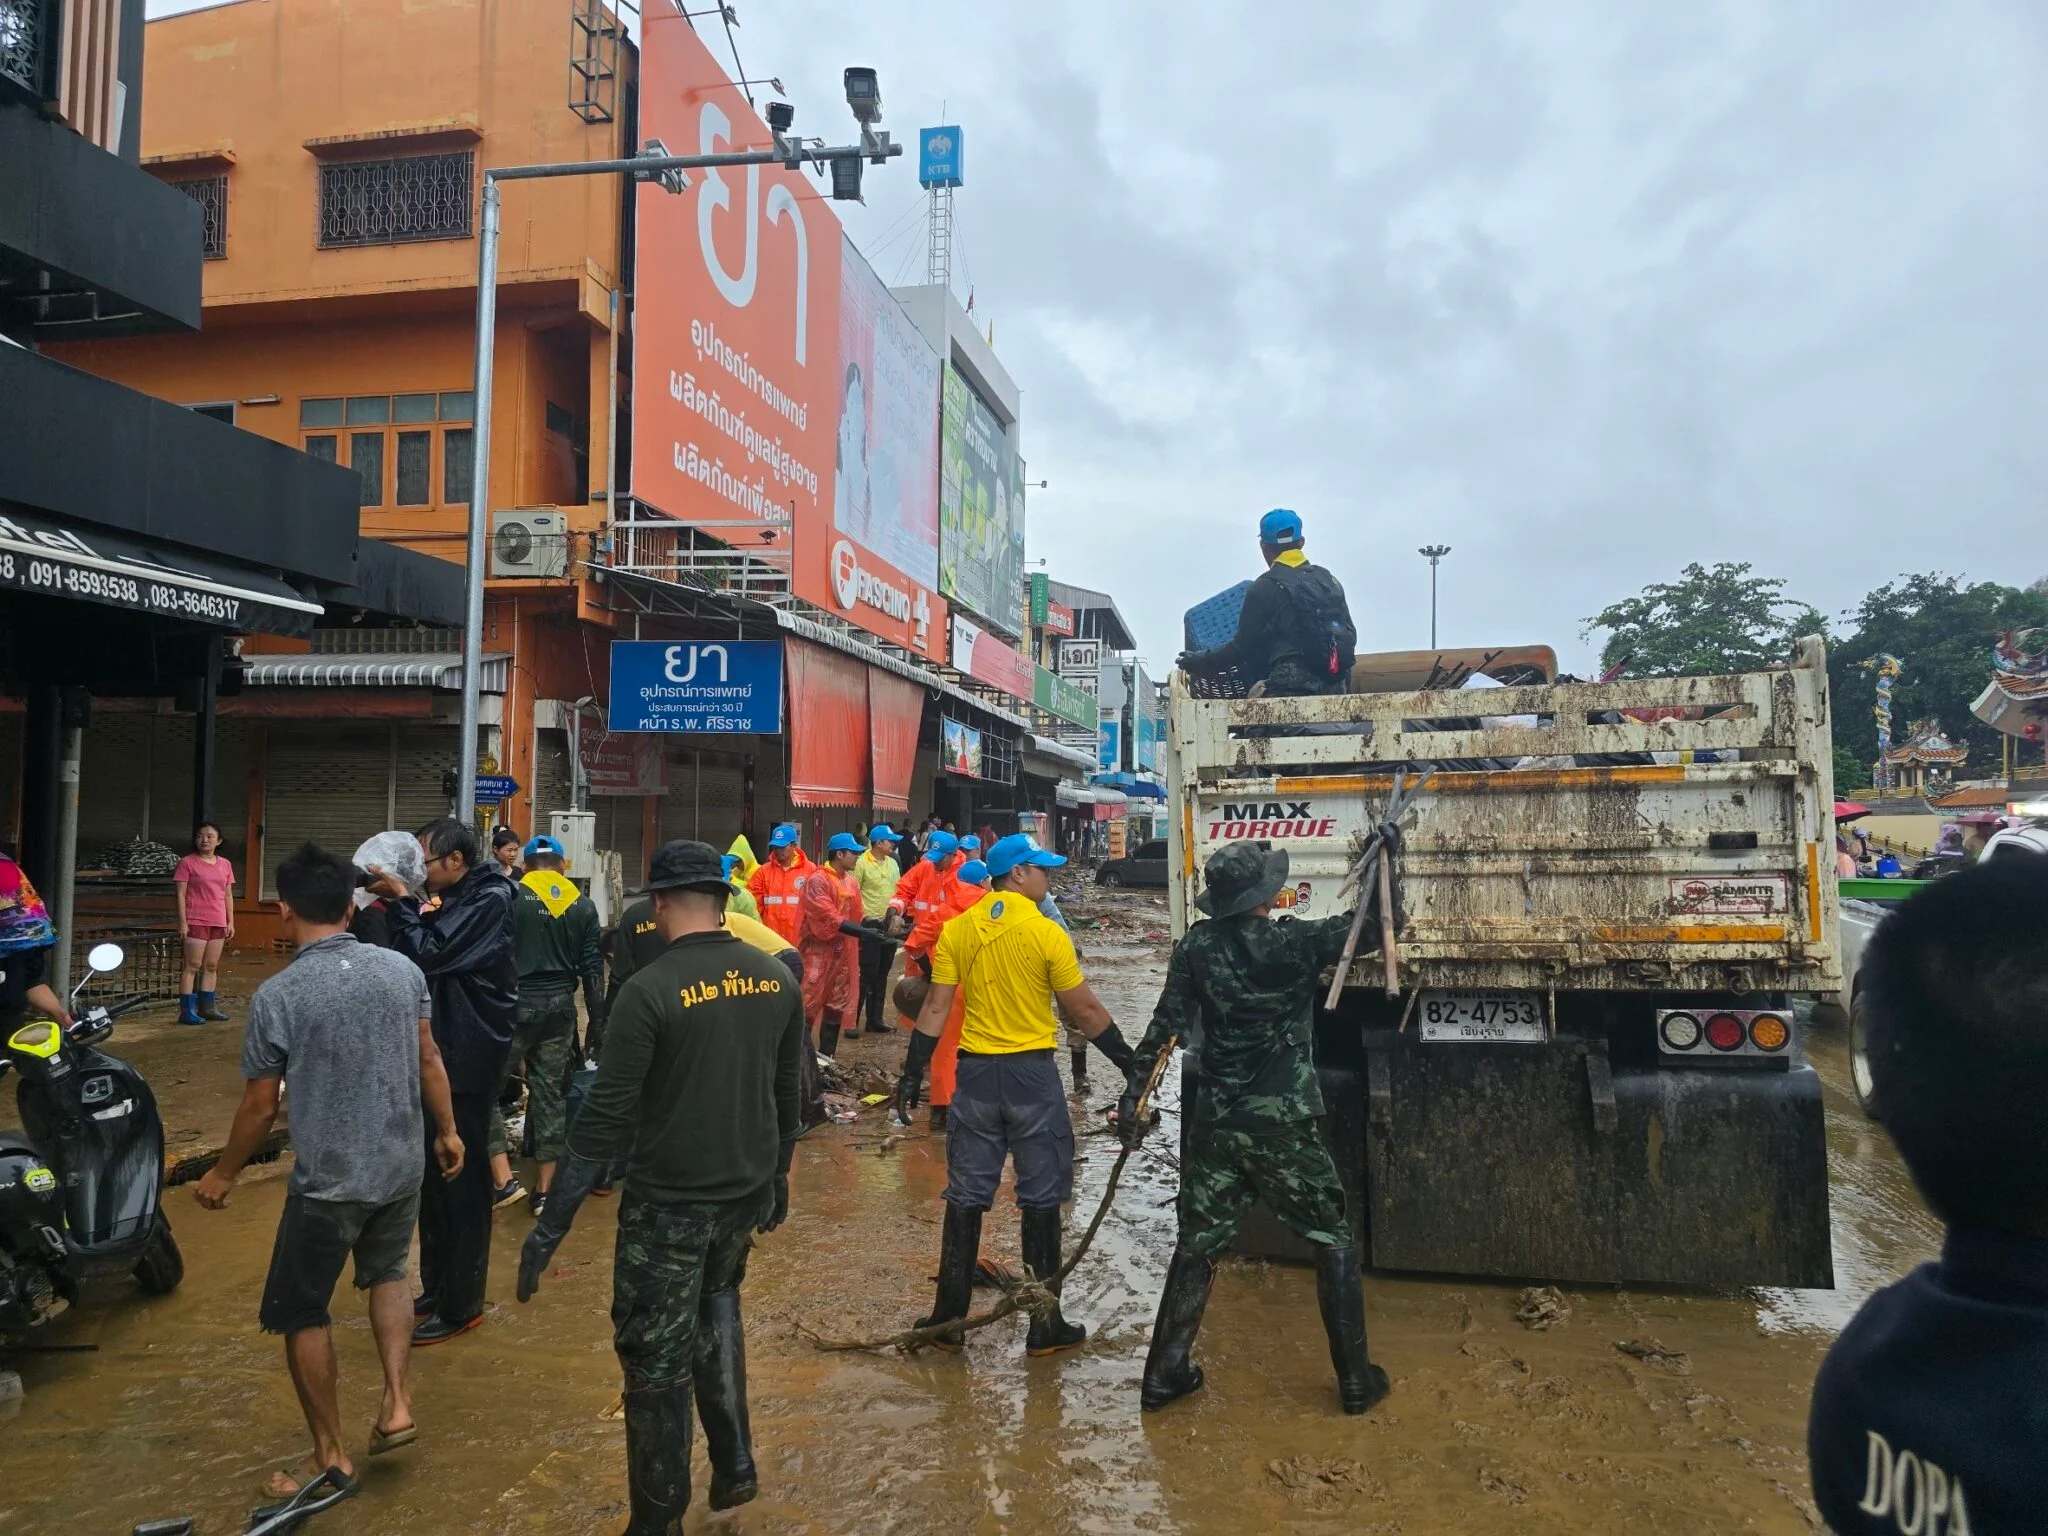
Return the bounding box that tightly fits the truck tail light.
[1704,1013,1746,1051]
[1659,1012,1701,1051]
[1749,1013,1790,1052]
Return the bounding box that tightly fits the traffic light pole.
[455,137,899,823]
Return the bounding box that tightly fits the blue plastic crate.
[1183,580,1255,653]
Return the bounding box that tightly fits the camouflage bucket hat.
[1196,842,1291,917]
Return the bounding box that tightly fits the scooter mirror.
[86,942,125,975]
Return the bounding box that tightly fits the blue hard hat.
[924,831,960,862]
[867,824,900,844]
[523,835,564,860]
[826,832,862,854]
[986,833,1066,878]
[767,826,799,850]
[1258,507,1304,548]
[957,860,990,886]
[960,835,982,853]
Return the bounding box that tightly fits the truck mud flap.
[1229,1067,1368,1265]
[1358,1037,1833,1290]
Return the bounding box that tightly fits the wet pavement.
[2,889,1941,1534]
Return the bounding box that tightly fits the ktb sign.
[610,640,783,734]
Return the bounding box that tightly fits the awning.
[1027,735,1099,774]
[1055,784,1098,808]
[322,539,467,627]
[244,652,510,691]
[786,638,870,807]
[869,668,924,816]
[1092,772,1166,800]
[0,504,325,636]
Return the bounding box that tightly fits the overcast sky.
[739,0,2048,669]
[150,0,2048,670]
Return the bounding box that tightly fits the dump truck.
[1165,638,1840,1289]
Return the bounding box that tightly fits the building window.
[186,402,236,425]
[317,151,475,249]
[170,175,228,259]
[301,392,474,508]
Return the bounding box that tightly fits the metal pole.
[51,725,81,995]
[1418,545,1450,650]
[456,178,502,824]
[604,284,620,540]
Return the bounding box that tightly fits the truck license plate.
[1416,990,1547,1043]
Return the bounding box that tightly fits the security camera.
[830,153,864,202]
[765,100,794,133]
[843,67,881,125]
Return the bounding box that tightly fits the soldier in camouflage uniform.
[1120,840,1392,1416]
[517,841,805,1533]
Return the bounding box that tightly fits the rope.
[801,1038,1178,1354]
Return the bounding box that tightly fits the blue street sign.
[610,639,783,734]
[474,774,520,804]
[918,125,963,189]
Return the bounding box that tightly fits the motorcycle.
[0,942,184,1338]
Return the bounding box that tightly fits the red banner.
[579,733,666,796]
[1044,600,1076,637]
[786,639,869,806]
[949,614,1033,703]
[868,669,925,815]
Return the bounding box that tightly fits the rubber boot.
[917,1202,982,1348]
[1021,1206,1087,1356]
[1070,1044,1089,1095]
[176,993,203,1026]
[1314,1243,1391,1416]
[1140,1247,1215,1411]
[621,1383,694,1534]
[693,1288,757,1511]
[928,1104,949,1132]
[818,1016,842,1060]
[199,990,229,1021]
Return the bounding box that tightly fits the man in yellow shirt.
[893,835,1138,1354]
[853,825,902,1033]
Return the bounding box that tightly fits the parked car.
[1096,839,1168,888]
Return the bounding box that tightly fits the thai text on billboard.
[939,365,1026,636]
[629,11,944,657]
[836,235,940,591]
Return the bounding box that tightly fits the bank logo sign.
[610,640,784,734]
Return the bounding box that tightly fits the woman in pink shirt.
[174,822,236,1025]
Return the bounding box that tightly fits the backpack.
[1268,560,1357,683]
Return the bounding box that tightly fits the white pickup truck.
[1165,638,1841,1289]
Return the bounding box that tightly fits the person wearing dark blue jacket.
[369,816,517,1346]
[1807,853,2048,1535]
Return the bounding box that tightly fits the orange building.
[46,0,1067,938]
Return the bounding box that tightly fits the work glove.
[1116,1085,1148,1151]
[894,1029,939,1126]
[758,1138,796,1234]
[839,921,897,947]
[1087,1023,1139,1077]
[517,1150,604,1302]
[883,910,910,940]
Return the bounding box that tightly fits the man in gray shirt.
[196,842,462,1505]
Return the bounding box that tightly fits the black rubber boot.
[818,1016,842,1059]
[1140,1247,1215,1411]
[917,1202,982,1347]
[1021,1206,1087,1356]
[1070,1044,1089,1095]
[928,1104,949,1132]
[694,1288,757,1511]
[1314,1243,1391,1416]
[621,1383,694,1534]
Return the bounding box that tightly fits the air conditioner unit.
[490,509,568,578]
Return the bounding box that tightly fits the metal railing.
[610,516,793,605]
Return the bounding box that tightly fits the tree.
[1829,574,2048,775]
[1581,562,1826,677]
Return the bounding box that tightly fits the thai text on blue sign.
[609,640,783,734]
[919,125,963,188]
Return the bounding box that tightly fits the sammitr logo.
[1207,801,1338,841]
[829,540,932,648]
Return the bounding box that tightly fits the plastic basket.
[1182,581,1255,654]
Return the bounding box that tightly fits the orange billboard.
[633,12,945,658]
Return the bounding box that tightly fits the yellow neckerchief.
[520,869,579,918]
[1272,548,1309,568]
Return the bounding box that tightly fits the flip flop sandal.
[368,1423,418,1457]
[247,1466,358,1534]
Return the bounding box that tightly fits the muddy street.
[2,889,1940,1535]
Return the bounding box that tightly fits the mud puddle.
[2,898,1937,1533]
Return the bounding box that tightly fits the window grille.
[170,175,228,259]
[317,151,474,249]
[0,0,53,101]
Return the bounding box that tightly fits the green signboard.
[1029,570,1050,627]
[1034,662,1098,730]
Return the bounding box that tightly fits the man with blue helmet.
[1177,508,1356,697]
[798,833,867,1058]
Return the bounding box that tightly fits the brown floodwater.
[1,903,1941,1535]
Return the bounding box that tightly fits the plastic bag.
[352,830,426,909]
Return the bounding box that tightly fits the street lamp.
[453,79,903,822]
[1418,544,1450,649]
